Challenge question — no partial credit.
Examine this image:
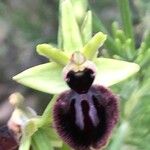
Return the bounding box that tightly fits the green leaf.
[61,143,71,150]
[94,58,140,86]
[36,44,69,66]
[13,62,69,94]
[81,11,92,44]
[40,127,62,148]
[32,129,53,150]
[81,32,107,60]
[60,0,83,53]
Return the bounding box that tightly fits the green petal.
[13,63,69,94]
[60,0,83,53]
[81,32,107,60]
[36,44,69,66]
[94,58,140,86]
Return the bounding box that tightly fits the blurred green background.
[0,0,150,150]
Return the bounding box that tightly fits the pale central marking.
[73,93,99,130]
[74,96,84,130]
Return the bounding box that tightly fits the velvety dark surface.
[66,68,95,94]
[53,86,119,150]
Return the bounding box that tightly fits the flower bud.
[7,93,37,139]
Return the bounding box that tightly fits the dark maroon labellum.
[66,68,95,94]
[53,86,119,150]
[0,126,18,150]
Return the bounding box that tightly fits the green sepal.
[70,0,88,23]
[60,0,83,53]
[81,32,107,60]
[13,58,140,94]
[81,11,92,44]
[36,44,69,66]
[94,58,140,86]
[13,62,69,94]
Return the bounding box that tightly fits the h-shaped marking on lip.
[74,93,99,130]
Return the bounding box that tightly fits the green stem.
[117,0,135,50]
[19,136,31,150]
[40,95,58,126]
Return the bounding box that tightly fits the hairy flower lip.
[53,85,119,150]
